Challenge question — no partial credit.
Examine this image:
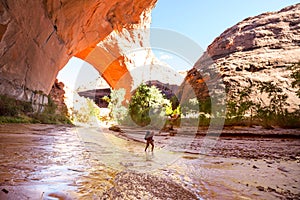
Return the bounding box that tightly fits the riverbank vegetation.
[2,64,298,129]
[0,94,71,124]
[104,63,300,130]
[202,63,300,129]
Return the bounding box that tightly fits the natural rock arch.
[0,0,157,101]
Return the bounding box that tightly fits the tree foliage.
[129,84,172,127]
[225,86,255,125]
[258,81,289,115]
[106,89,127,122]
[290,63,300,98]
[223,76,300,128]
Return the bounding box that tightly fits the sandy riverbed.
[0,123,299,199]
[110,125,300,199]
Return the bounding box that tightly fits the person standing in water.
[144,130,154,152]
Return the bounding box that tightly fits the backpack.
[144,131,151,140]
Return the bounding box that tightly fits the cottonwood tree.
[129,84,171,127]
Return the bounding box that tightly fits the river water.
[0,124,299,199]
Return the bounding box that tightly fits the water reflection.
[76,127,184,172]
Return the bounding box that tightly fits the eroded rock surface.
[0,0,157,101]
[49,79,68,115]
[183,4,300,109]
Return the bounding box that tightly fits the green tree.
[226,87,255,125]
[290,63,300,98]
[256,81,290,128]
[259,81,289,116]
[129,84,171,127]
[103,88,127,122]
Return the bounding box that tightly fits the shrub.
[0,95,33,116]
[0,94,71,124]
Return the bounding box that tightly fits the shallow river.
[0,124,299,199]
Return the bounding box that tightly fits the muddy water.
[0,124,299,199]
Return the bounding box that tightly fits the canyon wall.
[182,4,300,110]
[0,0,157,102]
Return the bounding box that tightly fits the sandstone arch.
[0,0,157,101]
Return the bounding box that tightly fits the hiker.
[144,130,154,152]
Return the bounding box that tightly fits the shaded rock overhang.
[0,0,157,101]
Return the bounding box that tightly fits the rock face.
[78,88,110,108]
[0,0,157,101]
[49,79,68,115]
[183,4,300,110]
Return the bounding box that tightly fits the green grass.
[0,116,33,123]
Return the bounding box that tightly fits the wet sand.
[0,124,299,199]
[0,124,196,199]
[113,126,300,199]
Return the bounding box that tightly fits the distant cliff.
[181,4,300,112]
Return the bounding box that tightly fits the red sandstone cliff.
[0,0,157,102]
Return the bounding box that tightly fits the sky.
[151,0,299,49]
[58,1,299,89]
[149,0,299,71]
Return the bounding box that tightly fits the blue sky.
[151,0,299,49]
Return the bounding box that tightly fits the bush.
[0,95,33,116]
[0,94,71,124]
[275,111,300,129]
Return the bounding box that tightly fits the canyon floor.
[0,123,299,200]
